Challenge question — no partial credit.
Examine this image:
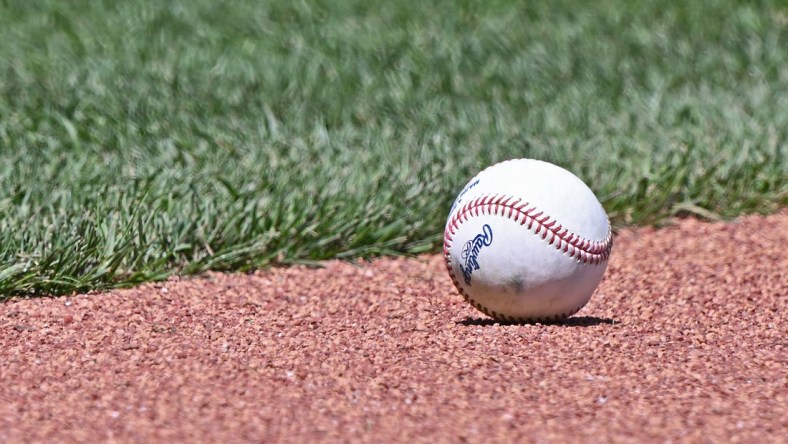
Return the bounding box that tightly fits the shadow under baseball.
[458,315,617,327]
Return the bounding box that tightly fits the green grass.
[0,0,786,296]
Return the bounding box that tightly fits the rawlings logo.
[459,224,493,285]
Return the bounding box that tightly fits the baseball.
[443,159,612,322]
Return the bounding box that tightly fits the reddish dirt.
[1,212,786,443]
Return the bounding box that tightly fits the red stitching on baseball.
[445,195,615,260]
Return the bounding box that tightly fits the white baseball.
[443,159,612,322]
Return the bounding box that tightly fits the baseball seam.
[443,193,613,323]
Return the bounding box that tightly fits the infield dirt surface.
[1,212,786,443]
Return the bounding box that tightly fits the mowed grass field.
[0,0,786,296]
